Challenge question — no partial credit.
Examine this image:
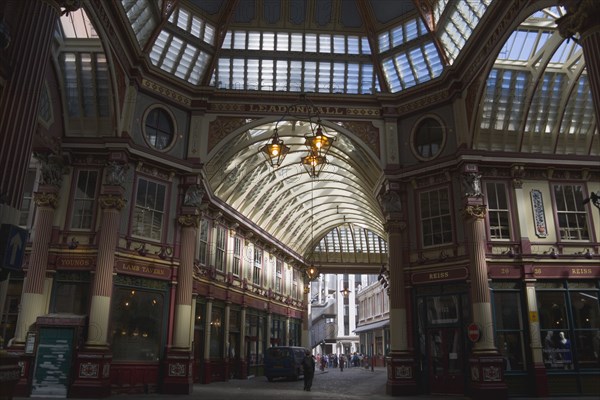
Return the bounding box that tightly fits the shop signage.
[532,266,598,278]
[115,260,170,279]
[411,267,468,284]
[467,323,480,343]
[56,256,94,269]
[488,265,521,279]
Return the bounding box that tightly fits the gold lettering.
[500,268,510,275]
[571,268,591,275]
[533,268,542,275]
[428,271,449,280]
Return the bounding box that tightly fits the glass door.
[427,327,464,394]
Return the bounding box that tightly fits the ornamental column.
[461,165,507,399]
[71,162,128,398]
[163,183,203,394]
[302,281,311,348]
[380,186,418,396]
[556,0,600,125]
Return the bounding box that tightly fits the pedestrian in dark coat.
[302,349,316,391]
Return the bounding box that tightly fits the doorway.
[427,327,464,394]
[416,288,470,396]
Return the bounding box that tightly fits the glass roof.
[56,2,597,260]
[476,6,597,155]
[119,0,497,94]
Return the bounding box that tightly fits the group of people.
[302,351,368,391]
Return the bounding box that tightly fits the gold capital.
[99,194,127,210]
[34,192,58,208]
[178,214,200,228]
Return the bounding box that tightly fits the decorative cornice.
[141,79,191,106]
[462,205,487,220]
[34,192,58,208]
[99,194,127,210]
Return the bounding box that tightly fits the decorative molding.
[337,120,380,157]
[178,214,200,228]
[207,116,256,153]
[33,192,58,208]
[99,194,126,210]
[141,79,191,106]
[462,205,487,219]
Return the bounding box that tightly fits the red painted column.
[461,165,507,399]
[13,186,58,343]
[380,187,418,396]
[163,210,199,395]
[71,185,126,398]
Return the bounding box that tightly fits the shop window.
[491,283,526,371]
[419,187,453,247]
[485,182,511,240]
[553,184,590,241]
[215,225,226,272]
[133,178,167,240]
[198,218,209,265]
[253,247,262,285]
[70,170,99,230]
[143,106,175,151]
[110,288,164,361]
[51,272,90,315]
[232,236,242,277]
[536,281,600,370]
[210,307,223,358]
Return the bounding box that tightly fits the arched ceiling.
[205,115,385,256]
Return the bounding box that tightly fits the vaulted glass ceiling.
[56,2,596,260]
[120,0,494,94]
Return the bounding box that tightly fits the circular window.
[412,116,445,160]
[143,107,175,151]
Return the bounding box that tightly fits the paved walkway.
[17,366,596,400]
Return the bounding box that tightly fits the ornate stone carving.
[461,172,482,197]
[183,184,205,207]
[384,219,407,234]
[178,214,200,228]
[105,161,129,186]
[462,205,487,219]
[556,0,600,40]
[35,153,68,187]
[33,192,58,208]
[380,190,402,214]
[99,194,126,210]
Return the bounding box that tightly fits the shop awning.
[353,319,389,333]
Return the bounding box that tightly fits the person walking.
[302,349,316,391]
[339,354,345,372]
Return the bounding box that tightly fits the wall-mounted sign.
[530,190,548,238]
[467,323,480,343]
[0,224,28,271]
[25,331,37,354]
[411,267,468,284]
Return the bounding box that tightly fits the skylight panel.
[233,31,247,49]
[382,58,401,92]
[204,24,215,45]
[318,62,331,93]
[263,32,275,51]
[175,8,190,31]
[333,35,346,54]
[247,59,259,90]
[560,75,593,135]
[550,39,579,64]
[304,61,317,92]
[347,64,359,94]
[361,37,371,55]
[261,59,274,90]
[60,8,98,39]
[174,43,196,79]
[333,63,346,93]
[121,0,155,47]
[379,31,390,52]
[498,30,538,61]
[526,72,564,134]
[149,30,169,65]
[248,32,261,50]
[361,64,374,94]
[232,59,245,88]
[437,0,492,64]
[348,36,360,55]
[391,25,404,47]
[277,33,289,51]
[305,33,317,52]
[290,61,302,91]
[276,60,288,91]
[424,42,443,77]
[410,48,428,84]
[222,32,232,49]
[396,53,416,88]
[291,33,303,51]
[319,34,332,53]
[405,19,419,42]
[190,16,202,38]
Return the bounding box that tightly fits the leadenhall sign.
[208,102,381,117]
